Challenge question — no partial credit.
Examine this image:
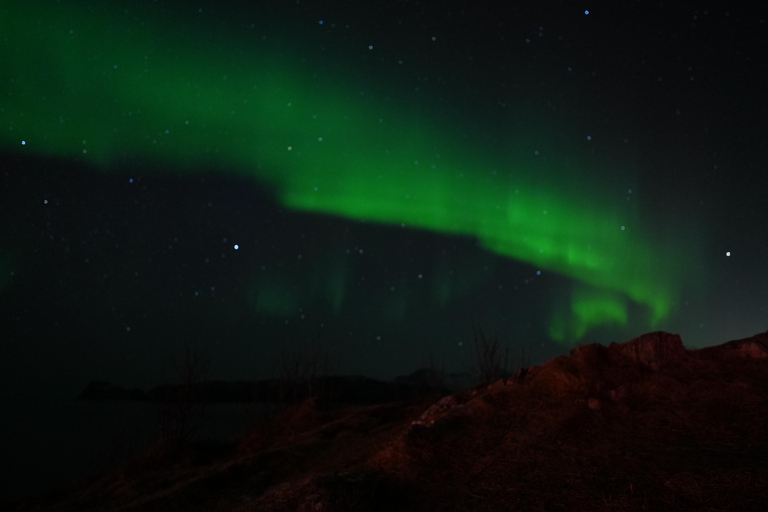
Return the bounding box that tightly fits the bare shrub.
[156,344,213,443]
[469,320,509,386]
[273,330,338,411]
[466,319,535,387]
[419,350,448,397]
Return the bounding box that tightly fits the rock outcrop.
[610,331,687,369]
[713,333,768,359]
[407,330,768,431]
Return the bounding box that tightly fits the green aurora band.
[1,2,700,343]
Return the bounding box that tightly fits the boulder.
[717,334,768,360]
[411,395,459,428]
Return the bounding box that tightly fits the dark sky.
[1,0,766,401]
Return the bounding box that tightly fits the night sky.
[1,1,766,401]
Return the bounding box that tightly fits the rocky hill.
[9,331,768,511]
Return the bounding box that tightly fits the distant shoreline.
[77,370,477,405]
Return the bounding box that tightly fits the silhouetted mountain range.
[78,370,477,405]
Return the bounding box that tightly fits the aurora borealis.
[1,1,766,399]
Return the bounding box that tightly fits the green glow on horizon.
[249,272,299,319]
[308,259,348,314]
[325,261,348,315]
[1,1,702,342]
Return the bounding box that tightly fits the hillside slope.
[7,331,768,512]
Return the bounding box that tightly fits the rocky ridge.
[9,330,768,512]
